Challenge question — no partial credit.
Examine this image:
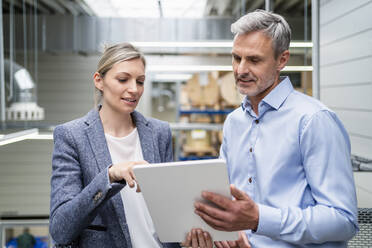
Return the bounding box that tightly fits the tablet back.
[133,159,238,242]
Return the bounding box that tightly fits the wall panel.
[320,1,372,46]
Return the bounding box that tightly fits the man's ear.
[93,72,104,91]
[277,50,290,71]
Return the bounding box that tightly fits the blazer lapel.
[132,111,156,163]
[85,110,112,172]
[84,109,129,246]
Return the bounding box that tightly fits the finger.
[237,232,250,248]
[181,232,191,247]
[136,183,142,193]
[214,241,224,248]
[191,229,198,248]
[195,209,231,231]
[203,232,213,248]
[221,240,231,248]
[197,229,206,248]
[134,160,148,165]
[201,191,232,210]
[230,185,249,201]
[228,240,237,247]
[123,171,135,188]
[194,202,231,223]
[129,168,137,181]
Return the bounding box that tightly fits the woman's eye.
[118,78,128,83]
[137,81,145,85]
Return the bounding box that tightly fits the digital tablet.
[133,159,238,242]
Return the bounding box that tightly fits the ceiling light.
[30,134,53,140]
[148,65,313,72]
[132,41,312,48]
[84,0,207,18]
[132,41,233,48]
[155,74,193,81]
[0,129,38,146]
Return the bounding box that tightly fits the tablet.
[133,159,238,242]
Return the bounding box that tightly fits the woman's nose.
[127,79,138,92]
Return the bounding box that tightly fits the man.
[17,228,36,248]
[194,10,358,247]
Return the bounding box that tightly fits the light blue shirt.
[220,77,358,247]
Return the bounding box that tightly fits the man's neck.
[248,76,281,115]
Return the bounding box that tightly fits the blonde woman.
[50,43,180,248]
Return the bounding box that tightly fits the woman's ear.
[277,50,290,71]
[93,72,104,91]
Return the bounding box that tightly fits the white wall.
[319,0,372,160]
[320,0,372,207]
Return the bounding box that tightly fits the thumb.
[237,231,251,248]
[230,184,250,201]
[134,160,148,165]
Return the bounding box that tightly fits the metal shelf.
[170,122,223,131]
[179,108,234,115]
[178,155,219,161]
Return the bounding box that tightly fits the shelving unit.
[171,106,235,161]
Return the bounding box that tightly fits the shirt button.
[255,119,259,124]
[249,147,253,152]
[248,177,252,183]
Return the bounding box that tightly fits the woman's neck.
[99,105,135,137]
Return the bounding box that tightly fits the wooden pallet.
[182,145,218,157]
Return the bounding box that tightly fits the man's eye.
[137,81,145,85]
[233,55,241,61]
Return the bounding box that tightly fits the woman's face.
[94,58,145,114]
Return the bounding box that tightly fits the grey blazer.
[50,108,180,248]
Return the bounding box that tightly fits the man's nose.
[236,59,250,75]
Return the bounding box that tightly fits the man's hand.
[194,184,259,231]
[181,229,250,248]
[214,231,251,248]
[181,229,213,248]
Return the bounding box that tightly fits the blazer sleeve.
[49,124,124,245]
[164,124,173,163]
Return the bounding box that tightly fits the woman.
[50,43,180,248]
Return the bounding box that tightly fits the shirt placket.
[245,103,267,202]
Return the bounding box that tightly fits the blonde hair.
[94,43,146,106]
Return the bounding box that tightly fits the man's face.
[232,31,288,102]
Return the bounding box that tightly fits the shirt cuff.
[255,203,281,238]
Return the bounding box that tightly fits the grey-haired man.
[194,10,358,248]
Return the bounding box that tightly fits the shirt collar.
[241,76,293,112]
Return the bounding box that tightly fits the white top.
[105,128,162,248]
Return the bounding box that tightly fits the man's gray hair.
[231,9,291,58]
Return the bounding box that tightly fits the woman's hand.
[108,160,148,192]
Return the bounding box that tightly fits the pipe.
[312,0,320,99]
[34,0,38,85]
[304,0,308,95]
[265,0,273,11]
[8,0,14,101]
[0,0,6,123]
[23,0,28,69]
